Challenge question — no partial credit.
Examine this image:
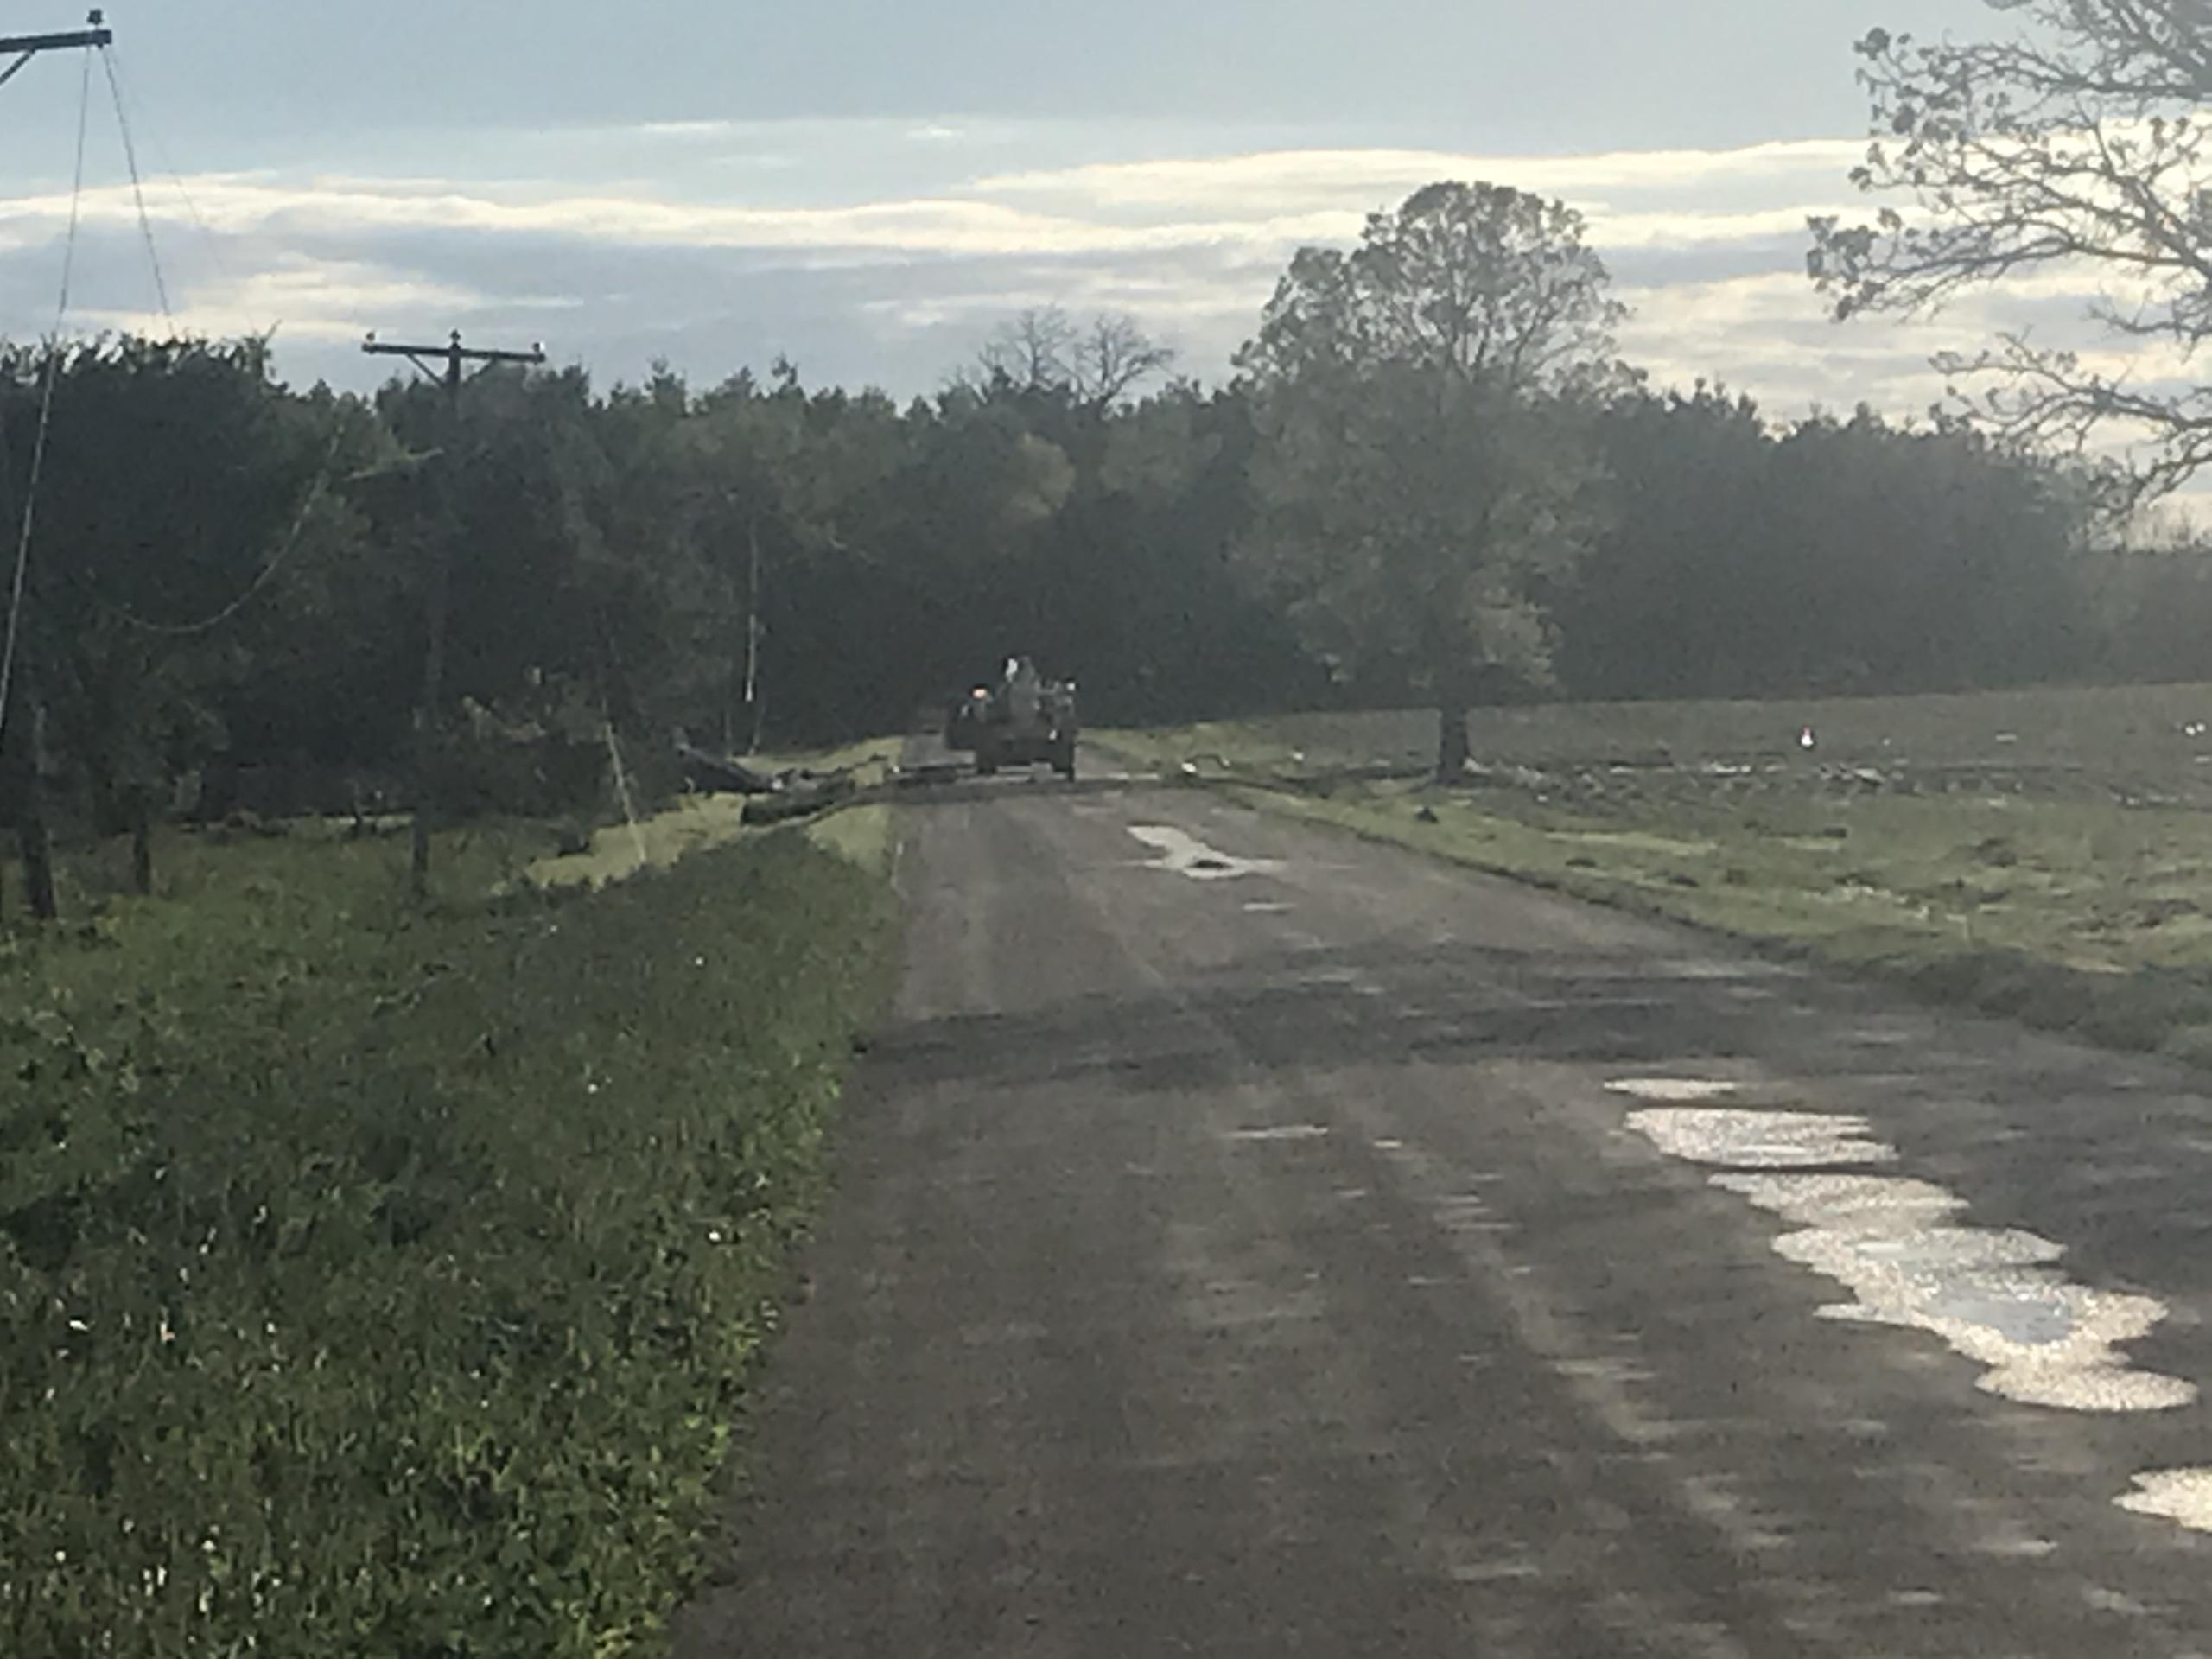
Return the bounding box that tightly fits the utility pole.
[0,11,116,925]
[361,328,545,899]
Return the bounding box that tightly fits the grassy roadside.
[1106,722,2212,1067]
[526,737,905,892]
[1,822,899,1657]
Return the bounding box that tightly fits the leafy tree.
[1236,181,1630,778]
[1808,1,2212,501]
[1556,382,1777,701]
[1562,385,2101,702]
[1,339,377,905]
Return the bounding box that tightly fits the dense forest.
[0,181,2192,910]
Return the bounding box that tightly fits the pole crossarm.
[0,26,114,55]
[0,10,112,92]
[363,331,549,375]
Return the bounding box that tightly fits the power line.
[100,44,267,340]
[99,419,351,637]
[100,44,169,323]
[0,45,92,746]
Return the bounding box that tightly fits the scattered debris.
[891,762,962,789]
[741,772,856,825]
[674,741,785,796]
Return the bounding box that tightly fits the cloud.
[0,119,2185,449]
[970,138,1868,216]
[0,173,1372,264]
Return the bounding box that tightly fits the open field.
[1115,681,2212,805]
[1106,683,2212,1064]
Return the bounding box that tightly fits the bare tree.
[975,308,1077,395]
[962,306,1175,409]
[1068,314,1178,410]
[1808,1,2212,501]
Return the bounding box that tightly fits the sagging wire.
[98,419,353,637]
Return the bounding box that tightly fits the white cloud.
[0,174,1368,262]
[0,119,2190,435]
[970,138,1868,214]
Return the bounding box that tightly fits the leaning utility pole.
[0,10,116,925]
[361,329,545,899]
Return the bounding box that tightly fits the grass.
[0,735,909,1656]
[1,809,899,1657]
[1116,682,2212,786]
[0,734,910,916]
[757,734,903,784]
[806,804,897,876]
[1108,684,2212,1064]
[523,736,905,892]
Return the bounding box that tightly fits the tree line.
[0,175,2181,919]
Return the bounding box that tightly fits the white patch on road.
[1225,1124,1331,1143]
[1605,1077,1742,1103]
[1626,1111,2195,1414]
[1243,901,1293,913]
[1627,1108,1897,1168]
[1126,823,1282,880]
[2118,1469,2212,1531]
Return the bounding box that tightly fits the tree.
[975,308,1077,398]
[1067,314,1178,410]
[1808,2,2212,501]
[1,339,376,910]
[1556,382,1776,700]
[969,306,1176,412]
[1235,181,1630,779]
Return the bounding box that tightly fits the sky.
[0,0,2131,428]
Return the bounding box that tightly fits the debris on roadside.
[741,772,858,825]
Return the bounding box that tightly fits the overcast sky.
[0,0,2081,420]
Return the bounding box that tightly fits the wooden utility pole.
[361,329,545,899]
[0,11,117,925]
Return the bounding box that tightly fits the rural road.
[677,742,2212,1656]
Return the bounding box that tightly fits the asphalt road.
[677,744,2212,1656]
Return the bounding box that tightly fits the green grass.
[1,813,550,937]
[0,821,899,1657]
[522,736,905,892]
[758,734,902,784]
[1110,686,2212,1063]
[0,734,909,916]
[806,804,897,876]
[1115,682,2212,783]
